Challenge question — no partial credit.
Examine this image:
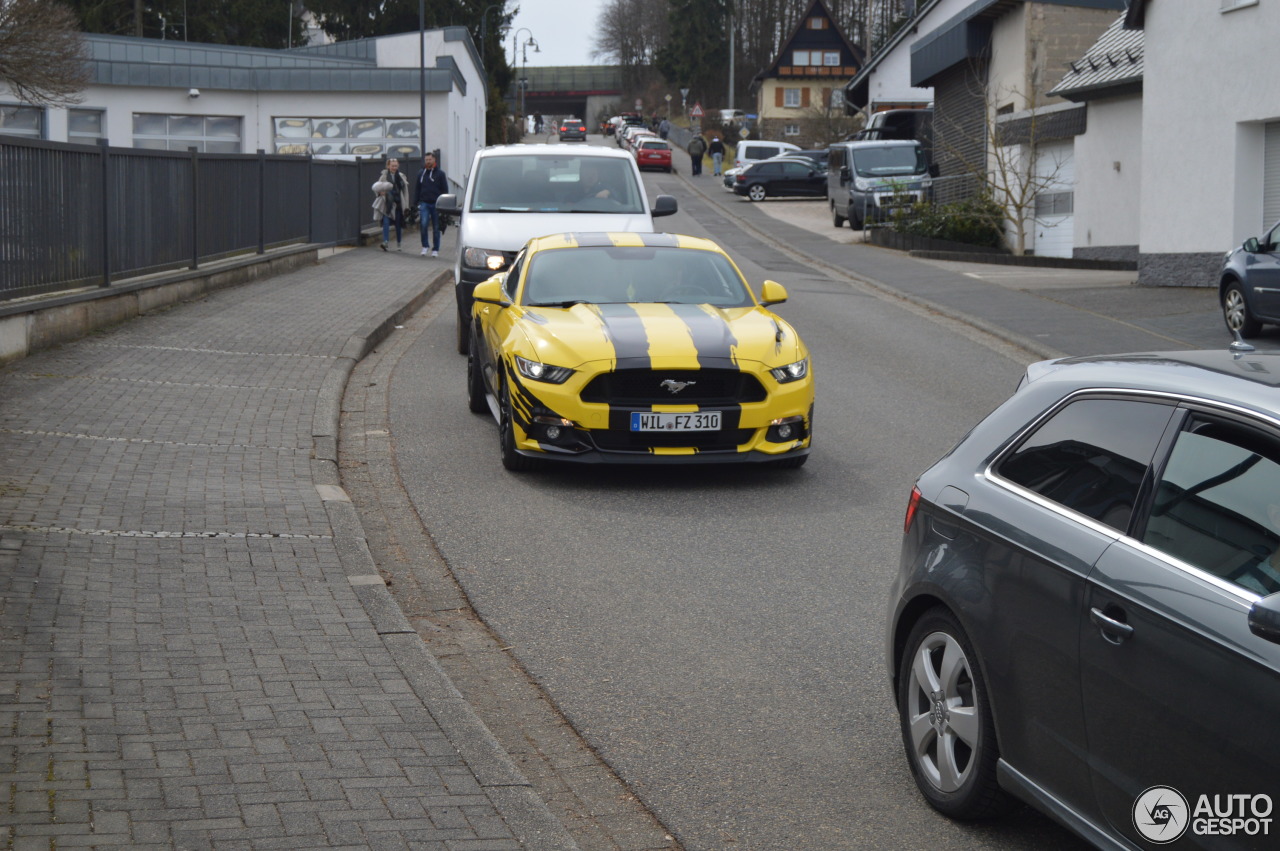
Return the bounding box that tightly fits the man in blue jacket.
[414,152,449,257]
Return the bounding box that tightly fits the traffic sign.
[690,103,704,118]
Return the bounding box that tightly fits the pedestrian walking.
[687,133,707,176]
[414,152,449,258]
[373,157,410,251]
[708,136,726,176]
[658,117,671,140]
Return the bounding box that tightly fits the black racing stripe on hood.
[594,304,651,368]
[666,304,738,368]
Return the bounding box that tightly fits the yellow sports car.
[467,232,814,469]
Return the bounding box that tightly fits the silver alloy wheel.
[905,630,982,793]
[1225,287,1248,331]
[748,184,767,201]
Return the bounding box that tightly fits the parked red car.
[634,138,673,172]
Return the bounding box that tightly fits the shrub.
[891,194,1005,249]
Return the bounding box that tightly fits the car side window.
[1142,417,1280,596]
[996,398,1176,532]
[504,252,525,301]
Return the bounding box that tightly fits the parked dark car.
[732,158,827,202]
[790,149,830,170]
[559,119,587,141]
[1220,218,1280,338]
[888,346,1280,849]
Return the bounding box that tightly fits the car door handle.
[1090,607,1134,644]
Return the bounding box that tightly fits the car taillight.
[904,486,921,533]
[560,126,567,132]
[736,174,745,182]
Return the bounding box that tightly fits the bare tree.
[0,0,90,107]
[594,0,669,94]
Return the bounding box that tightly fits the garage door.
[1265,121,1280,230]
[1033,140,1075,259]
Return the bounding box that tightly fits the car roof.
[477,144,632,161]
[1028,350,1280,418]
[524,232,725,254]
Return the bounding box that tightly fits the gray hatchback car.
[888,346,1280,849]
[1220,218,1280,338]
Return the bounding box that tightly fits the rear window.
[640,141,669,150]
[469,155,644,214]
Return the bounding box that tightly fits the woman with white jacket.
[372,158,411,250]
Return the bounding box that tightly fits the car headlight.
[515,355,573,384]
[854,177,871,191]
[769,358,808,383]
[463,247,507,271]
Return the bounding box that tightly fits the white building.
[0,27,487,186]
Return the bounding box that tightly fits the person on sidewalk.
[708,136,726,176]
[658,117,671,140]
[374,158,410,251]
[687,133,707,176]
[414,152,449,258]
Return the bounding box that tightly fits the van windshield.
[851,146,927,178]
[469,155,645,214]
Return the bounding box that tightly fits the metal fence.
[0,135,389,302]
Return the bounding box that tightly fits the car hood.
[461,212,655,253]
[512,302,805,370]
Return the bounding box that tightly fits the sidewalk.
[0,247,577,849]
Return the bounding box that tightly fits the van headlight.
[463,247,507,270]
[854,177,871,191]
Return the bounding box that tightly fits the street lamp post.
[512,28,538,132]
[477,4,504,63]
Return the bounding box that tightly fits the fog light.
[766,416,806,443]
[545,425,563,440]
[776,423,793,440]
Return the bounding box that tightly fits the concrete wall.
[1139,1,1280,285]
[1074,93,1141,262]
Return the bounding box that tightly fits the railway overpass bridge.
[508,66,625,126]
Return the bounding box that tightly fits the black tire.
[498,380,542,472]
[897,608,1010,820]
[847,203,863,231]
[1223,281,1262,338]
[832,201,846,228]
[747,184,767,202]
[771,454,808,469]
[467,334,488,414]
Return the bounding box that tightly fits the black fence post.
[307,154,315,245]
[189,146,200,270]
[355,157,363,244]
[99,139,111,287]
[257,149,266,255]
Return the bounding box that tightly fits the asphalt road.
[379,140,1093,849]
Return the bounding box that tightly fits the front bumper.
[503,365,814,465]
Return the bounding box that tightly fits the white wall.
[988,7,1030,112]
[1141,1,1280,254]
[1074,93,1142,252]
[858,0,981,111]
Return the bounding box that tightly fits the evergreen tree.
[655,0,730,111]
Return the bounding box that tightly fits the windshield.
[469,155,644,214]
[522,246,753,307]
[851,146,928,178]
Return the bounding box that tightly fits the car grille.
[581,369,767,405]
[591,429,754,452]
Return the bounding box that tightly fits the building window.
[273,117,421,158]
[808,16,827,29]
[0,104,44,139]
[133,113,242,153]
[68,108,105,144]
[1035,191,1074,217]
[793,50,812,66]
[784,124,801,136]
[784,88,802,108]
[823,51,841,66]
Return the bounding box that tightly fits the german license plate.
[630,412,721,432]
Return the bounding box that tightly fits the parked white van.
[436,145,677,353]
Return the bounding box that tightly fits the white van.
[436,145,677,353]
[732,139,801,171]
[826,140,934,229]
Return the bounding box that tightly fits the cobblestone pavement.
[0,248,575,850]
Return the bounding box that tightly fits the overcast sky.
[504,0,607,67]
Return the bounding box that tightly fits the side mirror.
[1248,593,1280,645]
[472,277,508,307]
[840,166,851,180]
[437,194,462,216]
[928,163,940,178]
[760,280,789,306]
[651,194,678,217]
[1244,237,1261,253]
